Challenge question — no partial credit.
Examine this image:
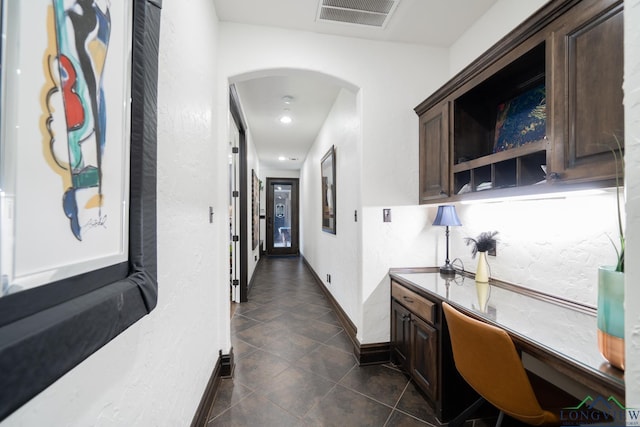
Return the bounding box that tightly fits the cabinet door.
[411,315,438,402]
[549,0,624,183]
[390,299,411,369]
[419,102,450,202]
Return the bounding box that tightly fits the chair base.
[447,397,486,427]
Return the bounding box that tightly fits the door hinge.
[232,191,239,198]
[232,235,239,242]
[232,147,239,154]
[232,279,239,286]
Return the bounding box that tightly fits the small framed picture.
[321,145,336,234]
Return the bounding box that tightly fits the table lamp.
[432,205,462,275]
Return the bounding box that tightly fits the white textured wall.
[449,0,549,76]
[218,22,448,207]
[361,190,619,343]
[451,192,619,306]
[625,0,640,412]
[361,205,440,342]
[300,88,361,326]
[2,1,228,425]
[259,168,300,179]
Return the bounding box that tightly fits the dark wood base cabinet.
[391,298,438,403]
[390,281,480,422]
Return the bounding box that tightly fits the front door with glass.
[266,178,299,256]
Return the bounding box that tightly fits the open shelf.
[452,140,546,173]
[452,42,547,196]
[454,142,547,195]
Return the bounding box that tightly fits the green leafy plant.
[607,136,625,273]
[464,231,498,258]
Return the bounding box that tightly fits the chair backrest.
[442,302,558,426]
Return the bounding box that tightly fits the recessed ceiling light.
[279,115,292,124]
[278,156,286,161]
[282,95,294,104]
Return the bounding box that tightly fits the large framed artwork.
[0,0,161,420]
[493,83,546,153]
[321,145,336,234]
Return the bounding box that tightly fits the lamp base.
[439,263,457,275]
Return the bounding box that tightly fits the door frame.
[266,178,300,256]
[230,85,248,302]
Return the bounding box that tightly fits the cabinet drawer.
[392,282,436,325]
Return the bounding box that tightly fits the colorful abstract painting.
[46,0,112,240]
[493,84,546,153]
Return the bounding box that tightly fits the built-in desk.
[389,268,625,420]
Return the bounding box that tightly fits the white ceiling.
[218,0,498,170]
[234,73,345,170]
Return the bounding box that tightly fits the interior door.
[266,178,299,256]
[228,115,240,303]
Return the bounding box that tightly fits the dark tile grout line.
[212,337,366,424]
[233,319,353,362]
[210,257,437,426]
[334,364,439,427]
[209,354,347,424]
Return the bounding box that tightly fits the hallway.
[206,256,438,426]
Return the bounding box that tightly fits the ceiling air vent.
[316,0,399,28]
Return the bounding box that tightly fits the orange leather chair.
[442,302,583,426]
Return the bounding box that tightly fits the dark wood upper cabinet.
[549,0,624,182]
[419,102,450,202]
[415,0,624,203]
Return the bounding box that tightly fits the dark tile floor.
[206,256,443,426]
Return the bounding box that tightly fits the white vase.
[475,281,490,312]
[476,251,489,282]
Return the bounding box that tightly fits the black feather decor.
[464,231,498,258]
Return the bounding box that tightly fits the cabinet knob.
[403,296,414,303]
[402,314,411,321]
[548,172,561,181]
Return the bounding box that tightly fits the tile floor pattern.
[206,256,443,427]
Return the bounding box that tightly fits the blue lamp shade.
[432,205,461,275]
[432,205,462,227]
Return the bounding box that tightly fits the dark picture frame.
[0,0,161,420]
[321,145,336,234]
[251,169,260,250]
